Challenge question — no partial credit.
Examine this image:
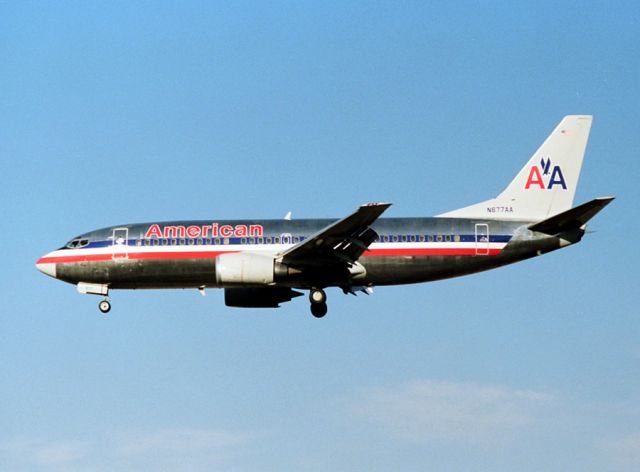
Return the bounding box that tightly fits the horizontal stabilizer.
[528,196,614,234]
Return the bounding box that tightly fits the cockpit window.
[65,238,89,249]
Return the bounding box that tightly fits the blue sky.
[1,1,639,470]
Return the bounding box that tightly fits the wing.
[280,203,391,267]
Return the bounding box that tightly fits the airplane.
[36,116,613,318]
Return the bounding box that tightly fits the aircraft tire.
[309,288,326,304]
[99,300,111,314]
[310,302,328,318]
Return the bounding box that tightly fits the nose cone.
[36,256,57,278]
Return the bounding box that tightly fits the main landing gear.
[309,288,327,318]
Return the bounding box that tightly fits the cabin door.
[112,227,129,260]
[475,223,490,255]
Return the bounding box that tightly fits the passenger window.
[437,235,443,242]
[419,235,425,242]
[281,234,292,245]
[223,238,229,245]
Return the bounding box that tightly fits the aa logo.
[524,157,567,190]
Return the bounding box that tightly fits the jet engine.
[224,287,303,308]
[215,252,276,285]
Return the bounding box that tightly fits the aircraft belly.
[57,258,218,288]
[360,255,503,285]
[359,236,564,286]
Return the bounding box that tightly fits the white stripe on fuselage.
[47,241,508,259]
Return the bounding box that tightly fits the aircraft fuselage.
[38,216,576,290]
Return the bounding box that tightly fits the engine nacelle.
[215,252,275,285]
[224,287,303,308]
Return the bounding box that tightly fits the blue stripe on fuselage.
[75,234,513,250]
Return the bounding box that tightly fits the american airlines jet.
[37,116,613,317]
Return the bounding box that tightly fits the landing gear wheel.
[310,302,328,318]
[309,288,327,305]
[98,300,111,314]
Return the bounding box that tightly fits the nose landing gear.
[309,288,327,318]
[98,299,111,314]
[76,283,112,314]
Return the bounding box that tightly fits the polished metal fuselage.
[40,217,580,291]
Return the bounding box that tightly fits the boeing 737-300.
[36,116,613,317]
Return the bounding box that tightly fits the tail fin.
[439,115,593,220]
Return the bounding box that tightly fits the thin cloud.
[32,440,91,466]
[113,428,248,456]
[603,432,640,469]
[0,428,249,472]
[353,379,555,446]
[0,438,90,469]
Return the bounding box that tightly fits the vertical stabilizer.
[439,116,593,221]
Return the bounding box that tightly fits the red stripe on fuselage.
[36,251,229,264]
[37,247,502,265]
